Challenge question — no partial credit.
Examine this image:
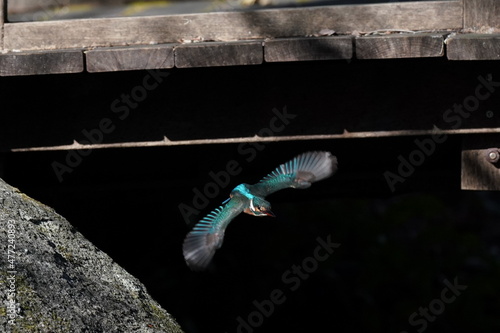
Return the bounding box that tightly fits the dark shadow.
[1,59,499,151]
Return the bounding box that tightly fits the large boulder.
[0,178,183,333]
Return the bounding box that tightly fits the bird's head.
[248,197,275,217]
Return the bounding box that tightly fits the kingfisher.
[183,151,338,271]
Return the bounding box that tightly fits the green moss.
[56,245,75,263]
[149,302,169,321]
[145,301,184,333]
[12,310,72,333]
[4,274,73,333]
[18,192,47,208]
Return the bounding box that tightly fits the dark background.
[1,58,500,332]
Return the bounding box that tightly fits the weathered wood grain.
[0,0,4,20]
[0,49,84,76]
[264,36,353,62]
[175,40,262,68]
[0,0,5,24]
[0,0,5,50]
[446,34,500,60]
[462,135,500,190]
[3,1,462,51]
[356,33,447,59]
[86,44,175,73]
[464,0,500,33]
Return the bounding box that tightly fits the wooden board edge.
[174,40,263,68]
[85,44,176,73]
[446,33,500,60]
[0,49,84,76]
[355,32,448,59]
[264,36,353,62]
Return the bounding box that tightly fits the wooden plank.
[175,40,263,68]
[462,134,500,190]
[464,0,500,33]
[264,36,353,62]
[3,1,462,51]
[446,34,500,60]
[85,44,175,73]
[355,33,446,59]
[0,49,84,76]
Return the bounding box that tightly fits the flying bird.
[183,151,338,271]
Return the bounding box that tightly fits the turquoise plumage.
[183,151,338,271]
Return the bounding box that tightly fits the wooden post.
[464,0,500,32]
[0,0,6,50]
[0,154,3,180]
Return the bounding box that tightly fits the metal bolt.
[486,148,500,163]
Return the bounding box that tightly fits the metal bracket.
[462,135,500,190]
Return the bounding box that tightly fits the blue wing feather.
[252,151,337,197]
[183,199,245,271]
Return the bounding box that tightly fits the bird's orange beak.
[265,210,275,217]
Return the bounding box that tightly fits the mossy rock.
[0,178,183,333]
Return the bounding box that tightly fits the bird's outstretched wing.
[251,151,337,197]
[183,199,245,271]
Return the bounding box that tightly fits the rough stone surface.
[0,178,184,333]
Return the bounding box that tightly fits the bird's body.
[183,151,337,271]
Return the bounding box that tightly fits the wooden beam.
[462,134,500,190]
[264,36,353,62]
[446,34,500,60]
[356,33,447,59]
[3,1,462,51]
[464,0,500,33]
[175,41,263,68]
[86,44,175,73]
[0,49,84,76]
